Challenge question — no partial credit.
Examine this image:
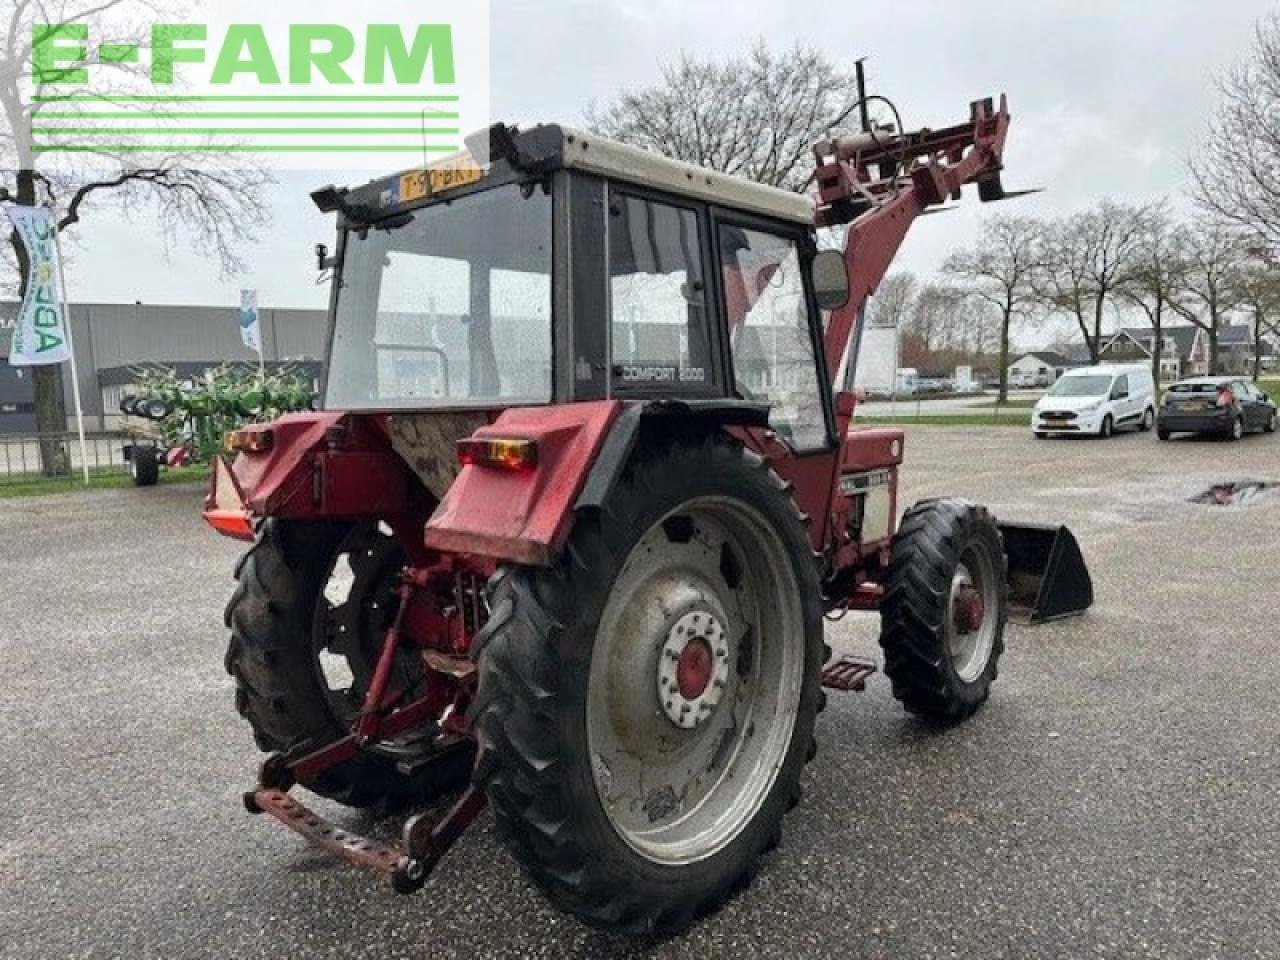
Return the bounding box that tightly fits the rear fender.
[203,412,414,536]
[424,401,622,566]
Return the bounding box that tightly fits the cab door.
[711,212,838,548]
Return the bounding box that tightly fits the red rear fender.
[424,401,622,566]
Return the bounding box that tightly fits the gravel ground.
[1,426,1278,959]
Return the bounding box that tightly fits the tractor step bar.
[821,655,878,692]
[245,784,488,895]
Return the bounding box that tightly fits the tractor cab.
[315,124,849,456]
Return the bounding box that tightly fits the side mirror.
[811,250,850,311]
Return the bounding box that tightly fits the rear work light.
[224,428,274,454]
[1216,388,1236,408]
[457,437,539,472]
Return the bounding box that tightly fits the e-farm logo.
[25,4,491,169]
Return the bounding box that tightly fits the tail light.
[457,437,539,472]
[1216,388,1236,408]
[224,428,274,454]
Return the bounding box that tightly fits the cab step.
[821,655,878,692]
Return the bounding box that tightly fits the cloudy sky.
[59,0,1277,313]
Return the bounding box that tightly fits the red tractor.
[205,89,1092,933]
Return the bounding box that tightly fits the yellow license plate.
[400,162,483,203]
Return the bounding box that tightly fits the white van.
[1032,364,1156,439]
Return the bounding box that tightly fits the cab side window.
[608,194,713,390]
[1111,375,1129,400]
[718,223,828,451]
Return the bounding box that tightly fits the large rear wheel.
[879,499,1008,721]
[224,520,471,808]
[469,440,823,933]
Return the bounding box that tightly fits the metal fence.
[0,432,133,485]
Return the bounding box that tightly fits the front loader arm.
[819,96,1011,382]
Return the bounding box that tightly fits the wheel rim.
[1234,419,1244,440]
[587,497,805,866]
[310,523,421,729]
[1144,409,1154,429]
[946,544,999,684]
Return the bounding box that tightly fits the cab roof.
[355,123,817,227]
[552,126,816,225]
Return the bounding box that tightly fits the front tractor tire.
[224,520,470,808]
[879,499,1008,722]
[469,440,824,934]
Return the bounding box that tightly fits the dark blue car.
[1158,377,1278,441]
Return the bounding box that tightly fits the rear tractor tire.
[879,499,1008,722]
[469,439,824,934]
[224,519,471,808]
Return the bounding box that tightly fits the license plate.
[399,161,483,203]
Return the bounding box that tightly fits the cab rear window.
[1169,383,1220,395]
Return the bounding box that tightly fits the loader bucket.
[999,523,1093,625]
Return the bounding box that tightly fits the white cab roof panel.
[556,127,816,226]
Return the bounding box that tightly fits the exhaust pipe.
[999,523,1094,625]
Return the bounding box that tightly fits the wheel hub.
[953,583,985,634]
[657,610,730,729]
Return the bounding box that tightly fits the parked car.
[1033,364,1156,439]
[1157,376,1278,441]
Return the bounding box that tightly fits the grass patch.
[1259,379,1279,404]
[857,412,1031,428]
[0,464,210,499]
[976,396,1041,409]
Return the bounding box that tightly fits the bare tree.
[1190,15,1280,251]
[1033,214,1093,356]
[587,41,862,192]
[1035,200,1150,362]
[1,0,269,472]
[906,283,960,354]
[943,215,1040,402]
[1170,223,1247,374]
[1233,253,1280,381]
[1118,203,1189,387]
[866,270,916,330]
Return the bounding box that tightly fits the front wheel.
[1099,415,1114,439]
[879,499,1008,722]
[470,440,823,933]
[1265,411,1278,434]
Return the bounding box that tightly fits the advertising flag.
[5,205,72,367]
[239,289,261,353]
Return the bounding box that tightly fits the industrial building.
[0,301,327,434]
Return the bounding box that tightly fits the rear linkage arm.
[244,564,487,895]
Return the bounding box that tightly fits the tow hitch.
[246,784,487,894]
[242,565,484,893]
